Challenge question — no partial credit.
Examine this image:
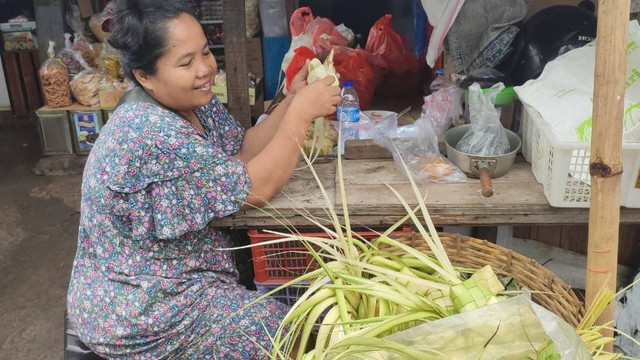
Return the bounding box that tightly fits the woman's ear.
[132,69,153,91]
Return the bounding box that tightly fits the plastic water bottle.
[336,81,360,153]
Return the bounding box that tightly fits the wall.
[0,60,10,110]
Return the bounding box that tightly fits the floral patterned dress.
[67,88,289,359]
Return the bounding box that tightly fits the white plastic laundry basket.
[522,105,640,208]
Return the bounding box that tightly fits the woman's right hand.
[289,76,341,122]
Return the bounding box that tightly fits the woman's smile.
[194,80,212,92]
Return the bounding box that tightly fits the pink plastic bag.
[307,17,349,61]
[289,7,314,36]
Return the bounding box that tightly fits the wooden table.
[213,158,640,229]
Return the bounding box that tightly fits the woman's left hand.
[287,61,310,97]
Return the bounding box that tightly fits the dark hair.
[107,0,195,86]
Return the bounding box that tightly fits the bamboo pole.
[586,0,630,338]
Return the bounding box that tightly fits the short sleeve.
[196,96,246,157]
[146,155,250,239]
[98,102,251,239]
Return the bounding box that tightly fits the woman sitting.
[66,0,340,358]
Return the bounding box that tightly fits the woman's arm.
[238,76,341,208]
[236,95,294,163]
[236,63,310,162]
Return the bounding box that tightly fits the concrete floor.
[0,114,82,360]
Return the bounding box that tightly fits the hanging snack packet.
[97,42,123,80]
[39,41,73,108]
[67,6,99,68]
[57,33,90,79]
[70,69,108,107]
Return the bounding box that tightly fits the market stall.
[217,0,638,356]
[23,0,638,357]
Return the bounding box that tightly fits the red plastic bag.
[307,17,349,61]
[333,47,375,110]
[290,7,314,36]
[365,15,420,74]
[284,46,316,91]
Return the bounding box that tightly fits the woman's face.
[136,13,217,112]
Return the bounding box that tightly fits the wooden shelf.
[38,103,102,112]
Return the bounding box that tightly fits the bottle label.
[337,107,360,123]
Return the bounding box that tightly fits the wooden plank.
[618,225,640,267]
[246,37,264,78]
[1,52,28,116]
[223,0,251,129]
[77,0,95,18]
[269,161,335,210]
[586,0,630,332]
[285,0,297,34]
[38,103,99,112]
[472,227,497,243]
[344,139,392,160]
[513,226,531,239]
[560,225,589,255]
[19,51,43,111]
[536,225,563,248]
[339,160,545,207]
[214,209,640,229]
[211,158,640,228]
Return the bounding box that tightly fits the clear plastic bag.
[336,295,591,360]
[358,111,397,140]
[70,68,107,107]
[57,33,89,79]
[88,2,114,43]
[67,6,98,68]
[372,114,467,183]
[422,83,463,136]
[39,41,73,108]
[456,82,510,156]
[98,77,127,108]
[97,42,123,80]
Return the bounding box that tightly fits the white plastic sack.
[420,0,466,67]
[515,20,640,143]
[336,294,591,360]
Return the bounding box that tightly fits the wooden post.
[223,0,251,128]
[285,0,297,32]
[586,0,630,337]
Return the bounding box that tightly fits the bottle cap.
[342,80,354,87]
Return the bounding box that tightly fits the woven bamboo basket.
[382,232,586,328]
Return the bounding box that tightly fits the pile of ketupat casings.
[303,50,339,159]
[230,65,637,359]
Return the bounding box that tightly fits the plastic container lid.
[488,86,516,106]
[464,86,517,106]
[342,80,354,87]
